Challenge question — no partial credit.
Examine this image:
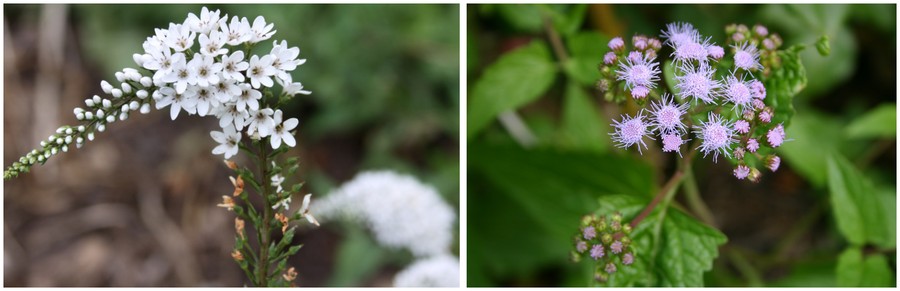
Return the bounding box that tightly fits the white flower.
[276,74,312,96]
[222,16,252,46]
[193,86,220,116]
[235,83,262,112]
[155,86,197,120]
[270,109,298,149]
[217,103,249,130]
[210,125,241,159]
[393,254,460,287]
[247,108,275,137]
[163,23,195,52]
[298,194,320,226]
[249,16,276,43]
[270,40,306,82]
[186,6,223,35]
[161,56,194,94]
[198,29,228,56]
[220,51,249,82]
[272,196,291,211]
[315,171,456,257]
[142,45,184,80]
[247,54,276,89]
[212,78,241,103]
[271,173,285,192]
[188,54,222,87]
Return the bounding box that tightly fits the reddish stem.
[629,170,685,228]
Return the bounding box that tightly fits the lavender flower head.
[767,124,786,147]
[675,63,721,104]
[616,54,661,94]
[576,241,588,253]
[734,164,750,180]
[608,37,625,51]
[749,80,766,99]
[724,74,754,111]
[734,120,750,134]
[694,112,736,162]
[605,262,617,274]
[733,41,762,71]
[610,111,651,154]
[590,244,605,260]
[610,241,624,254]
[649,94,689,134]
[622,253,634,265]
[660,22,699,47]
[707,45,724,59]
[583,226,597,240]
[747,138,760,152]
[603,52,617,65]
[766,155,781,172]
[673,38,711,63]
[662,133,685,156]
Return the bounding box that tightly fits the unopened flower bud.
[623,253,634,265]
[100,81,113,94]
[224,160,238,170]
[102,99,112,108]
[608,37,624,51]
[132,53,144,67]
[118,113,127,121]
[96,109,105,118]
[734,164,750,180]
[603,51,617,65]
[93,95,102,105]
[601,233,613,244]
[97,124,106,132]
[88,132,95,141]
[121,83,132,94]
[136,90,148,99]
[115,72,125,83]
[748,167,762,183]
[111,89,123,98]
[140,77,153,87]
[765,155,781,172]
[140,103,151,114]
[605,262,617,274]
[65,128,73,135]
[732,33,745,42]
[129,101,140,111]
[85,98,95,107]
[753,24,768,37]
[64,136,72,144]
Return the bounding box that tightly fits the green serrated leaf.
[559,81,609,153]
[468,40,557,139]
[762,45,807,128]
[563,31,610,86]
[845,103,896,139]
[592,194,727,287]
[836,247,894,287]
[827,154,895,248]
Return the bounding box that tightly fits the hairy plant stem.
[256,141,273,287]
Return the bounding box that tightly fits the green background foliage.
[468,3,895,287]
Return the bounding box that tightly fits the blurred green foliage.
[6,4,458,286]
[468,3,895,287]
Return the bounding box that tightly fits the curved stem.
[683,166,716,227]
[629,170,685,228]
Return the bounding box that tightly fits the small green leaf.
[563,31,610,86]
[542,4,588,37]
[468,40,557,139]
[836,247,894,287]
[845,103,896,139]
[559,80,609,153]
[327,225,386,286]
[593,194,727,287]
[494,4,543,33]
[827,154,895,248]
[816,35,831,56]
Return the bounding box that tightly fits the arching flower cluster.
[4,7,311,179]
[571,212,635,283]
[600,23,788,181]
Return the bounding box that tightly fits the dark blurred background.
[4,4,459,287]
[467,4,895,287]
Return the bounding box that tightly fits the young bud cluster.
[571,212,636,283]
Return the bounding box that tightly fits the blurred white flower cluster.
[314,170,458,287]
[393,254,460,287]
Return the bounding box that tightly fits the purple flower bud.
[734,120,750,134]
[662,133,685,156]
[576,241,588,253]
[633,35,648,50]
[767,124,786,147]
[648,38,662,50]
[749,80,766,99]
[763,38,776,50]
[758,109,772,123]
[732,33,745,42]
[752,99,765,110]
[734,164,750,180]
[743,109,755,121]
[747,138,759,152]
[623,253,634,265]
[609,37,625,51]
[583,226,597,240]
[766,155,781,172]
[734,146,745,159]
[627,50,642,63]
[631,86,649,99]
[610,241,624,254]
[707,45,724,59]
[754,24,768,37]
[590,244,605,260]
[603,51,617,65]
[605,262,617,274]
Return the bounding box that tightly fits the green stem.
[256,140,273,287]
[727,248,764,287]
[682,166,717,227]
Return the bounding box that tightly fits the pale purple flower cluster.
[573,213,635,283]
[600,22,790,181]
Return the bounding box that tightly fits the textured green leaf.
[468,41,557,139]
[543,4,587,37]
[836,247,894,287]
[467,143,654,285]
[779,111,843,187]
[593,194,727,287]
[845,103,896,139]
[559,80,609,153]
[827,154,895,248]
[763,45,807,127]
[564,31,610,86]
